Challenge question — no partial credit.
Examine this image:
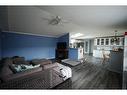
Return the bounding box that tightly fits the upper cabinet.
[110,38,114,45]
[101,38,104,45]
[97,39,100,45]
[105,38,109,45]
[94,37,124,46]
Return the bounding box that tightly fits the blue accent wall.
[58,33,69,48]
[2,32,57,60]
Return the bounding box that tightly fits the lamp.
[111,30,119,43]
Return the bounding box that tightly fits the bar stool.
[102,50,110,64]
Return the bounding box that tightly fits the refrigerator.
[123,32,127,89]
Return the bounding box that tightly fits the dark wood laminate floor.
[54,55,122,89]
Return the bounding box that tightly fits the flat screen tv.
[57,42,67,49]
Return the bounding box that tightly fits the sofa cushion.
[12,57,29,65]
[2,58,13,66]
[0,65,13,82]
[31,59,40,65]
[1,67,42,82]
[43,63,58,70]
[31,59,52,66]
[0,58,14,82]
[0,65,13,77]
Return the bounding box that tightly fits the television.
[57,42,67,49]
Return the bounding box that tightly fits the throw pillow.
[10,64,40,73]
[13,57,28,65]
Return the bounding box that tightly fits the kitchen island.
[93,49,110,58]
[108,50,123,73]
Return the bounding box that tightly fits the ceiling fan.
[42,16,69,25]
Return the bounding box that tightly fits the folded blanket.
[53,63,72,80]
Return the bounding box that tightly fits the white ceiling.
[7,6,127,38]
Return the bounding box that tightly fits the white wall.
[90,39,94,53]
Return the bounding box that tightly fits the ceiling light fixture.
[71,33,83,38]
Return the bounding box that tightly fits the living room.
[0,6,127,89]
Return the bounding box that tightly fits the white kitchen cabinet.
[94,37,124,46]
[101,38,105,45]
[97,38,100,45]
[105,38,109,45]
[110,38,114,45]
[94,39,97,45]
[94,38,100,46]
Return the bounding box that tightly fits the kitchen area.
[93,36,124,58]
[69,32,124,73]
[69,38,84,60]
[68,31,127,88]
[93,36,124,73]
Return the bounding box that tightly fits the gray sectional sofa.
[0,57,71,89]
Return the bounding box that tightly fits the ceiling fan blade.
[42,17,51,21]
[61,20,69,23]
[41,15,55,21]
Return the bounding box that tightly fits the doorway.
[84,39,94,55]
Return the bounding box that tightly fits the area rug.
[61,59,81,67]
